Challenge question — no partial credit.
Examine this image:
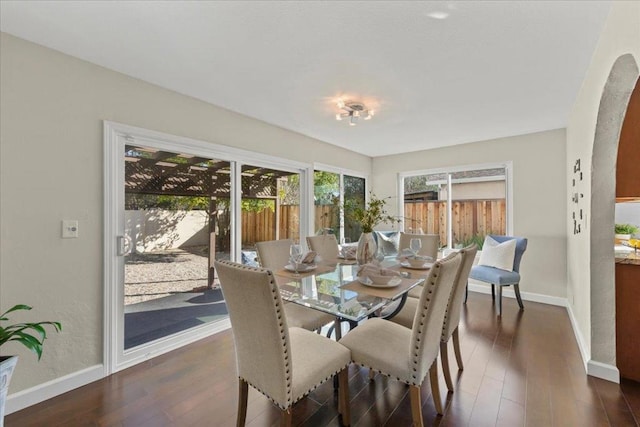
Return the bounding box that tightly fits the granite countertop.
[615,245,640,265]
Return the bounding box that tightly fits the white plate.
[400,261,433,270]
[285,264,316,272]
[358,276,402,288]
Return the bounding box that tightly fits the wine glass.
[289,244,303,275]
[410,238,422,257]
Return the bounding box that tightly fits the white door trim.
[103,121,312,374]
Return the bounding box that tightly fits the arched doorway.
[590,54,639,375]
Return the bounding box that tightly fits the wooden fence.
[240,199,505,247]
[403,199,506,245]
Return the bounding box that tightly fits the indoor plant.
[344,193,399,264]
[0,305,61,426]
[615,223,639,241]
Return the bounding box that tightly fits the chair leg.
[464,281,468,303]
[237,378,248,427]
[440,341,454,392]
[409,385,424,427]
[429,362,444,415]
[280,408,292,427]
[497,285,503,316]
[491,284,495,300]
[514,283,525,309]
[338,369,351,426]
[452,327,463,371]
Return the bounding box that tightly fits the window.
[401,164,510,249]
[313,166,367,244]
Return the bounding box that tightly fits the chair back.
[442,244,478,341]
[399,232,439,259]
[409,251,462,385]
[488,235,528,272]
[306,234,339,261]
[256,239,293,269]
[214,260,291,408]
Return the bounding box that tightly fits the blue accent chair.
[466,235,528,316]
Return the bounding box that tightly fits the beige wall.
[566,1,640,370]
[440,181,505,201]
[372,129,567,298]
[0,33,371,393]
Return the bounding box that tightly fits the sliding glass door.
[313,168,367,244]
[105,122,311,372]
[239,164,301,265]
[402,164,509,249]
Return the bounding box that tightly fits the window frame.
[397,161,513,247]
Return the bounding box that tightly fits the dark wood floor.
[7,292,640,426]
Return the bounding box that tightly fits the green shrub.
[615,223,639,235]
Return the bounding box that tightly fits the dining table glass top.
[273,260,426,322]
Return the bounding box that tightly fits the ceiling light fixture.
[335,100,374,126]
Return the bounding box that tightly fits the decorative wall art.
[571,158,585,235]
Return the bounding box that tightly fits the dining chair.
[439,244,477,391]
[255,239,335,332]
[214,260,351,427]
[255,239,294,271]
[466,235,528,316]
[399,232,439,259]
[339,252,463,424]
[306,234,339,262]
[389,245,477,392]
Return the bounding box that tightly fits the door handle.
[117,235,132,256]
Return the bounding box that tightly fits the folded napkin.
[397,248,433,262]
[340,246,357,259]
[301,251,317,264]
[357,263,401,278]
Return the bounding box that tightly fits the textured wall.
[372,129,568,298]
[566,1,640,368]
[0,33,371,393]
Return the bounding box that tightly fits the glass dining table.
[272,260,427,339]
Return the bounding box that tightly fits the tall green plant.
[344,193,399,233]
[0,305,62,360]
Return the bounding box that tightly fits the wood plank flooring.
[6,292,640,426]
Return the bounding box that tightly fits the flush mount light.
[335,100,374,126]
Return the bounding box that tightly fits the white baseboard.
[467,282,567,307]
[5,364,104,415]
[565,302,590,374]
[587,360,620,383]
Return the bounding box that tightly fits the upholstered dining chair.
[389,245,477,392]
[399,232,439,259]
[255,239,335,332]
[339,252,462,424]
[214,260,351,427]
[467,235,528,316]
[306,234,340,262]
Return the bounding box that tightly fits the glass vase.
[356,232,377,266]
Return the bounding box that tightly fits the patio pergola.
[124,145,296,287]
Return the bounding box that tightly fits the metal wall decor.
[571,158,585,234]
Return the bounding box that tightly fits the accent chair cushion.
[469,265,521,285]
[478,236,516,271]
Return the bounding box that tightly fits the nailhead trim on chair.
[239,362,350,411]
[409,262,441,385]
[219,260,349,411]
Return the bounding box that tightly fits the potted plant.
[344,193,399,264]
[615,223,639,241]
[0,305,61,426]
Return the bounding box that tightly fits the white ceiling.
[0,1,611,157]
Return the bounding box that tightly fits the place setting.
[395,237,434,274]
[340,263,420,300]
[278,244,333,278]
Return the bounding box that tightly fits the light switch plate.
[62,220,79,238]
